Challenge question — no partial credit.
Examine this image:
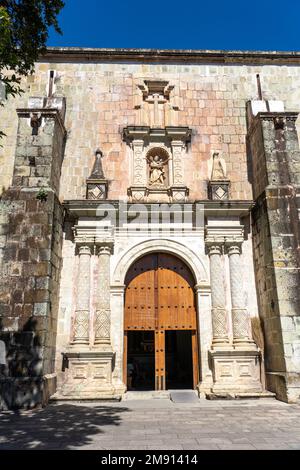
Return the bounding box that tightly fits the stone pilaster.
[72,244,92,345]
[207,244,230,347]
[170,140,184,185]
[226,243,255,348]
[95,244,113,348]
[132,139,146,186]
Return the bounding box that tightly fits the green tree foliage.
[0,0,64,137]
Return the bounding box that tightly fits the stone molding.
[247,111,299,138]
[43,47,300,65]
[205,225,245,247]
[16,107,66,136]
[112,238,208,286]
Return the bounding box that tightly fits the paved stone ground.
[1,397,300,450]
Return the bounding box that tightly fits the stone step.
[170,390,200,403]
[206,391,276,400]
[122,391,170,400]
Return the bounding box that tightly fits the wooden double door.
[124,253,199,390]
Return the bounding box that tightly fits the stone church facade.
[1,48,300,409]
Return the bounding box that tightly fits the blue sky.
[48,0,300,51]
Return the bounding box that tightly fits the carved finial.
[89,148,105,179]
[211,152,226,181]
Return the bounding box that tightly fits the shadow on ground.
[0,403,130,449]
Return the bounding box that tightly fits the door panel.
[124,253,198,390]
[157,254,196,330]
[124,254,156,330]
[155,330,165,390]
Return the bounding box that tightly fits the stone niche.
[123,126,191,203]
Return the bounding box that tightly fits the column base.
[54,349,121,400]
[208,347,263,394]
[233,339,258,350]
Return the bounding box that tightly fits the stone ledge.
[50,393,122,402]
[206,391,276,400]
[42,47,300,66]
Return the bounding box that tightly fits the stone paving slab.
[0,398,300,450]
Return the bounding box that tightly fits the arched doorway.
[123,253,199,391]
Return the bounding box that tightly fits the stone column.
[207,244,230,347]
[227,243,254,347]
[73,245,91,345]
[95,244,113,348]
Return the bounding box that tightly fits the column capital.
[96,242,113,256]
[131,139,144,148]
[225,242,242,256]
[77,244,92,256]
[170,139,185,148]
[194,283,211,295]
[206,243,223,256]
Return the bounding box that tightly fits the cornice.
[40,47,300,66]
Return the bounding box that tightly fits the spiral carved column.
[208,244,230,347]
[73,245,91,345]
[94,244,112,347]
[227,244,254,347]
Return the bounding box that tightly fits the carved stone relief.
[134,80,180,127]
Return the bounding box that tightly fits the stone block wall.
[2,54,300,203]
[249,113,300,402]
[0,106,66,409]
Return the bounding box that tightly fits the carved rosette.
[73,244,92,345]
[94,244,113,346]
[207,244,229,346]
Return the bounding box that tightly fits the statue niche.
[146,148,169,188]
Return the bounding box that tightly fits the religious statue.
[90,149,105,179]
[148,155,165,186]
[211,152,227,181]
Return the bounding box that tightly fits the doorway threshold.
[123,390,170,400]
[169,389,200,403]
